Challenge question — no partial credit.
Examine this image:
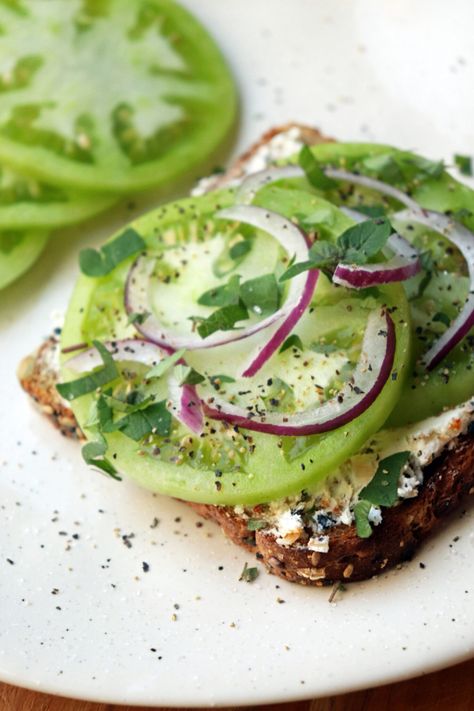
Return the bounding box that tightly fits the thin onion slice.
[201,309,395,435]
[167,376,203,435]
[125,205,311,353]
[394,208,474,370]
[237,165,305,203]
[64,338,167,371]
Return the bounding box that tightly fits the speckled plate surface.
[1,0,474,706]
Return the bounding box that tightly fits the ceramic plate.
[1,0,474,705]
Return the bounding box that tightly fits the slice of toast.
[17,124,474,586]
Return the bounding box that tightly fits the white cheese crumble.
[307,534,330,553]
[274,510,304,546]
[368,505,383,527]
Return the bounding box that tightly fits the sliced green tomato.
[0,163,115,228]
[0,228,48,289]
[282,142,474,425]
[61,187,411,504]
[0,0,237,193]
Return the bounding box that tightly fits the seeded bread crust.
[17,124,474,586]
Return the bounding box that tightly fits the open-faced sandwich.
[19,124,474,586]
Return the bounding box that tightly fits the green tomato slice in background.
[0,0,237,194]
[0,163,115,228]
[61,187,411,505]
[0,228,48,289]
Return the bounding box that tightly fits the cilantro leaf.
[279,334,304,353]
[173,364,205,386]
[359,451,411,507]
[298,145,336,189]
[79,228,145,277]
[230,240,251,260]
[353,500,373,538]
[146,349,185,380]
[454,154,472,176]
[197,274,241,307]
[81,437,121,481]
[239,273,280,315]
[196,302,249,339]
[56,340,118,401]
[337,217,392,264]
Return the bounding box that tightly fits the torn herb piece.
[230,240,251,260]
[353,499,373,538]
[298,145,336,189]
[146,349,185,379]
[107,400,171,440]
[337,217,392,264]
[127,311,150,326]
[359,451,411,507]
[433,312,451,328]
[209,374,236,386]
[173,364,205,386]
[355,204,387,218]
[196,302,248,339]
[454,154,472,176]
[239,273,280,315]
[197,274,241,307]
[239,562,259,582]
[56,341,118,401]
[247,518,268,531]
[279,259,316,282]
[82,438,121,480]
[279,334,303,353]
[79,228,145,277]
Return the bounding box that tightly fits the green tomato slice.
[0,0,237,193]
[281,142,474,426]
[0,163,115,228]
[0,228,48,289]
[61,186,411,505]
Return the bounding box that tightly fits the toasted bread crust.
[17,124,474,586]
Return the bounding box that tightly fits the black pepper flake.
[419,562,426,569]
[6,558,14,565]
[142,561,150,573]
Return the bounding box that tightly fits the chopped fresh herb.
[362,152,444,184]
[337,217,392,264]
[451,207,473,221]
[298,145,336,189]
[247,518,268,531]
[146,349,185,379]
[106,400,171,441]
[353,499,373,538]
[355,204,386,218]
[195,302,249,339]
[279,334,304,353]
[173,364,205,386]
[79,228,145,277]
[127,311,150,326]
[433,312,451,328]
[359,451,411,507]
[82,437,121,480]
[197,274,241,307]
[362,153,404,183]
[209,373,236,386]
[239,273,280,315]
[239,561,259,582]
[230,240,251,260]
[56,341,118,401]
[454,154,472,176]
[279,259,316,282]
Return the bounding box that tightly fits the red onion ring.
[125,205,311,353]
[201,309,395,435]
[394,208,474,370]
[167,376,203,435]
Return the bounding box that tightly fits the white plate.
[1,0,474,705]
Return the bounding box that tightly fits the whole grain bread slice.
[17,124,474,586]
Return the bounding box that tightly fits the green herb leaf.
[362,153,404,183]
[239,273,280,316]
[107,400,171,441]
[146,349,185,379]
[279,259,317,282]
[279,334,304,353]
[196,302,249,339]
[298,145,336,189]
[353,499,373,538]
[197,274,241,307]
[81,437,121,480]
[308,240,341,268]
[363,152,444,184]
[247,518,268,531]
[56,340,118,401]
[173,364,205,386]
[432,311,451,328]
[230,240,251,260]
[354,204,387,218]
[79,228,145,277]
[337,217,392,264]
[239,561,259,582]
[127,311,150,326]
[359,451,411,507]
[209,374,236,386]
[454,154,473,176]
